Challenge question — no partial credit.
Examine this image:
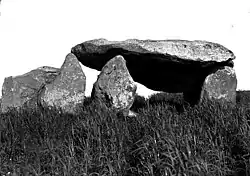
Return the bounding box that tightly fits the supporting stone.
[40,53,86,113]
[201,66,237,104]
[91,55,137,115]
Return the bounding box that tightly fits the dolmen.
[71,38,237,105]
[0,38,237,115]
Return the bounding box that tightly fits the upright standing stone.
[92,55,137,115]
[201,66,237,104]
[40,53,86,113]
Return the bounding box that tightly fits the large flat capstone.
[71,38,236,97]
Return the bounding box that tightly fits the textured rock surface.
[201,66,237,103]
[92,55,137,114]
[1,66,59,113]
[40,53,86,113]
[72,38,236,104]
[72,38,234,62]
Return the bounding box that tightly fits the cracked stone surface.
[1,66,60,113]
[72,38,237,105]
[91,55,137,114]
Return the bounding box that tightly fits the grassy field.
[0,91,250,176]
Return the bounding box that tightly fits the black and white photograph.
[0,0,250,175]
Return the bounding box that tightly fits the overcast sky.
[0,0,250,97]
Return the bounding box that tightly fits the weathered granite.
[202,66,237,103]
[92,55,137,115]
[40,53,86,113]
[1,66,59,113]
[71,38,236,105]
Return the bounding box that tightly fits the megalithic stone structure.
[71,38,237,105]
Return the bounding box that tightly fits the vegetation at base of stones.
[0,91,250,176]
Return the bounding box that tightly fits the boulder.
[1,66,60,113]
[72,38,236,105]
[92,55,137,115]
[201,66,237,103]
[40,53,86,113]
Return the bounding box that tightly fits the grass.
[0,91,250,176]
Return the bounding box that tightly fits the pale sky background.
[0,0,250,98]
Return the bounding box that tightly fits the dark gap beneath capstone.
[72,47,233,94]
